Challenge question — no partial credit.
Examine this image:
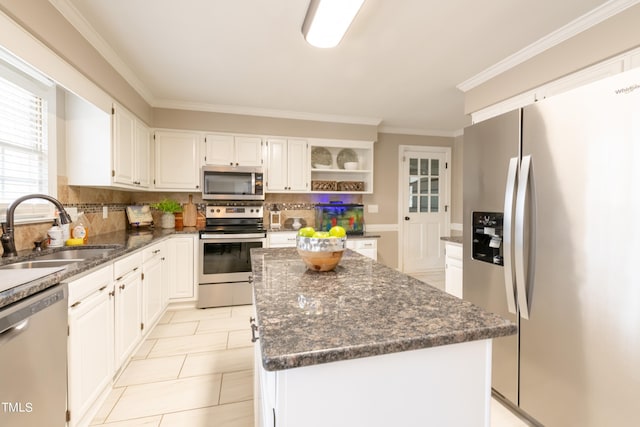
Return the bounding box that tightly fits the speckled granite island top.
[251,248,516,371]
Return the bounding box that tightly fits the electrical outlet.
[103,206,108,219]
[66,207,78,222]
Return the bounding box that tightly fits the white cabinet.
[205,133,263,167]
[66,95,151,189]
[253,331,492,427]
[444,242,463,298]
[113,252,143,369]
[266,231,298,248]
[112,103,151,189]
[265,138,309,192]
[346,238,377,261]
[142,242,166,332]
[154,130,201,190]
[66,265,114,427]
[309,139,374,194]
[135,120,151,188]
[112,104,135,186]
[167,235,196,300]
[267,233,377,261]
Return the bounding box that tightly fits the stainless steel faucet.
[1,194,72,257]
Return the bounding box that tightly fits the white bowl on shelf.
[343,162,358,170]
[313,164,332,169]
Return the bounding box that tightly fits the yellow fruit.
[312,231,331,238]
[329,226,346,238]
[298,227,316,237]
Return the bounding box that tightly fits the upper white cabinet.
[112,103,151,188]
[66,96,151,189]
[204,133,263,167]
[308,139,374,194]
[154,130,201,191]
[265,138,309,192]
[135,121,151,188]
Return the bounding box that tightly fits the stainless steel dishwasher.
[0,284,68,427]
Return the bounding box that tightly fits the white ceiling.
[55,0,617,135]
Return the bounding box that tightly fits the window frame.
[0,53,57,225]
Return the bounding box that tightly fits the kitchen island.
[251,247,516,427]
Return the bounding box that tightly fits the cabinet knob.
[119,284,126,290]
[404,216,410,221]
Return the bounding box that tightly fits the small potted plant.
[151,198,182,228]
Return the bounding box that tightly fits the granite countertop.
[251,248,516,371]
[0,227,199,309]
[441,235,463,245]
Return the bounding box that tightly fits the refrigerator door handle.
[502,157,519,314]
[514,154,537,320]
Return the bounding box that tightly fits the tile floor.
[90,296,529,426]
[90,305,255,427]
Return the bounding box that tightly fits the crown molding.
[48,0,157,104]
[378,125,463,138]
[456,0,640,92]
[154,99,383,126]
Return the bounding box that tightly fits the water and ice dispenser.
[471,212,504,266]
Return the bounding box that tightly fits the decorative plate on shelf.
[311,147,332,168]
[337,148,358,169]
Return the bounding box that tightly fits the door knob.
[404,216,410,220]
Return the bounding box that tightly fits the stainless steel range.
[198,205,266,308]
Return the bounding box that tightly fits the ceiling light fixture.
[302,0,365,48]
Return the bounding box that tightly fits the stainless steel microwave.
[201,165,264,200]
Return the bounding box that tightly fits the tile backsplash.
[3,176,363,253]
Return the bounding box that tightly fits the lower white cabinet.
[266,232,378,261]
[142,242,166,331]
[66,265,114,427]
[167,235,196,300]
[113,252,143,369]
[266,231,298,248]
[346,239,377,261]
[65,235,195,425]
[253,327,492,427]
[444,242,463,298]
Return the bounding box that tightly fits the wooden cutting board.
[183,194,197,227]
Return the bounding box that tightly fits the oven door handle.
[200,233,266,240]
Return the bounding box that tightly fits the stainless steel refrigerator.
[463,67,640,427]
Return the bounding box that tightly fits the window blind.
[0,74,51,222]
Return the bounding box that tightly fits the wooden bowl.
[296,236,346,271]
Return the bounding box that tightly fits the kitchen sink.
[36,247,117,261]
[0,246,118,271]
[0,259,82,270]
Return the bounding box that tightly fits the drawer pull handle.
[99,286,107,292]
[70,301,81,308]
[249,317,259,342]
[251,323,259,343]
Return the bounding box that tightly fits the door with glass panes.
[401,149,448,273]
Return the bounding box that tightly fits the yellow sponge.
[66,238,84,246]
